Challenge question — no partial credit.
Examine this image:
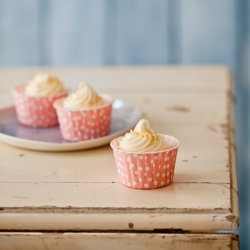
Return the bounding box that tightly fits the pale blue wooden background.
[0,0,249,248]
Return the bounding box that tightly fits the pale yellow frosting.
[25,72,66,97]
[119,119,168,152]
[63,82,104,110]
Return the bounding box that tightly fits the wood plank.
[233,1,249,245]
[38,0,52,65]
[49,0,106,65]
[0,90,229,124]
[0,0,39,66]
[166,0,181,64]
[102,0,117,65]
[111,92,228,124]
[228,78,239,233]
[116,0,169,64]
[179,0,236,69]
[0,66,230,90]
[0,183,230,211]
[0,67,238,232]
[0,233,238,250]
[0,210,237,231]
[0,124,229,184]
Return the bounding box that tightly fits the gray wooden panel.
[180,0,236,69]
[38,0,52,65]
[102,0,117,65]
[116,0,169,65]
[235,1,250,249]
[0,0,39,66]
[50,0,110,66]
[166,1,181,64]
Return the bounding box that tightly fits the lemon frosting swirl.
[25,72,66,97]
[63,82,104,110]
[119,119,168,152]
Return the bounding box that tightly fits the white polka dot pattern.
[12,84,67,127]
[111,135,179,190]
[54,97,112,142]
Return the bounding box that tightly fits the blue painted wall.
[236,0,250,249]
[0,0,249,248]
[0,0,236,67]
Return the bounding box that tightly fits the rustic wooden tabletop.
[0,66,239,249]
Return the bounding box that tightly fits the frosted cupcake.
[110,119,180,190]
[12,72,67,127]
[54,82,113,142]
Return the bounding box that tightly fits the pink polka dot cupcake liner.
[12,84,68,127]
[54,95,113,142]
[110,135,180,190]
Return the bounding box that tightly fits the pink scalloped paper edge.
[12,84,67,127]
[110,135,179,190]
[54,95,113,142]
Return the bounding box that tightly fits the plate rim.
[0,100,141,152]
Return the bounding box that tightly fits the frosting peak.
[63,82,104,110]
[119,119,168,152]
[25,72,65,97]
[133,119,157,137]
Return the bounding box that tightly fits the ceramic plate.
[0,99,141,152]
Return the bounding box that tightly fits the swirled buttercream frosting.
[63,82,104,110]
[25,72,66,97]
[119,119,168,152]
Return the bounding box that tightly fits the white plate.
[0,99,141,152]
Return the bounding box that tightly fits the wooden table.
[0,66,239,249]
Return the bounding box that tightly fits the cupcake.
[54,82,113,142]
[12,72,67,127]
[110,119,180,190]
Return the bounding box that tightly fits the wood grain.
[0,66,239,232]
[0,233,239,250]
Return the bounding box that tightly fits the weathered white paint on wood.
[0,211,236,232]
[0,182,230,210]
[0,66,231,89]
[0,124,229,184]
[0,233,239,250]
[0,67,238,232]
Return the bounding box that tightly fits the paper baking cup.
[12,84,67,127]
[54,95,113,142]
[110,135,180,190]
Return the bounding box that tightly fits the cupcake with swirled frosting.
[12,72,68,127]
[25,72,66,97]
[54,82,113,142]
[119,119,168,152]
[110,119,180,190]
[63,83,105,110]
